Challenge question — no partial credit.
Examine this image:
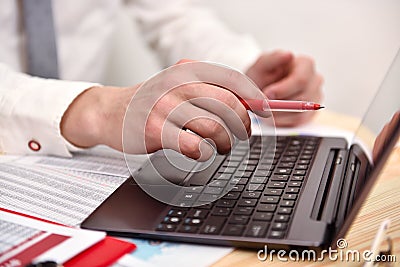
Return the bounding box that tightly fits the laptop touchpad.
[139,149,198,185]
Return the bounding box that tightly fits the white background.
[105,0,400,118]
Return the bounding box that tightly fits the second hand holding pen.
[239,99,324,112]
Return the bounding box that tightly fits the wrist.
[60,85,105,149]
[60,85,139,151]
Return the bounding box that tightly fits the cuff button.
[28,140,41,152]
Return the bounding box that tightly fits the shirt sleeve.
[0,63,97,157]
[125,0,262,72]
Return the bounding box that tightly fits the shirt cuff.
[0,71,98,157]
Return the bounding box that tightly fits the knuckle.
[296,75,309,88]
[299,54,315,66]
[221,91,239,110]
[207,118,225,135]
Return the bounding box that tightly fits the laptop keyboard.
[155,135,320,239]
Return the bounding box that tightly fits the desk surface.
[212,111,400,266]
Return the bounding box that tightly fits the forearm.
[127,0,261,71]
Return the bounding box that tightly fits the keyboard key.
[288,181,302,187]
[209,180,228,187]
[222,161,240,168]
[257,204,277,212]
[293,170,306,176]
[285,150,299,156]
[254,170,272,177]
[222,225,245,236]
[184,218,203,225]
[216,199,236,208]
[230,178,248,185]
[225,156,242,162]
[264,189,283,196]
[197,203,213,209]
[260,196,279,204]
[283,194,297,200]
[176,200,194,207]
[291,176,304,181]
[245,222,269,237]
[269,230,285,239]
[156,224,176,232]
[278,162,294,168]
[233,207,253,215]
[271,222,288,231]
[277,207,292,215]
[230,185,245,192]
[238,165,256,172]
[302,150,314,155]
[246,183,265,191]
[204,187,224,194]
[180,192,199,201]
[242,191,261,199]
[275,168,292,175]
[163,216,181,224]
[220,167,236,173]
[242,159,259,165]
[250,176,268,184]
[211,207,231,216]
[199,194,219,202]
[281,200,295,207]
[253,212,273,221]
[299,155,312,160]
[222,192,241,200]
[267,182,286,189]
[187,209,209,219]
[228,215,250,224]
[168,209,186,217]
[178,225,199,233]
[285,188,300,194]
[184,186,203,193]
[295,165,308,170]
[281,156,297,162]
[275,215,290,222]
[214,173,232,180]
[270,175,289,182]
[200,217,226,234]
[238,199,257,207]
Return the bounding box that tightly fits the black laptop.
[81,49,400,250]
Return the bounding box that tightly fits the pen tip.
[313,104,325,110]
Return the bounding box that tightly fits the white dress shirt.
[0,0,261,157]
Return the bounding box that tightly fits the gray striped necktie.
[21,0,59,79]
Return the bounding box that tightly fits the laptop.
[81,49,400,250]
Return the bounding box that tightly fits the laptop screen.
[352,48,400,165]
[336,48,400,239]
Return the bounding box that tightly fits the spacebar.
[187,156,225,186]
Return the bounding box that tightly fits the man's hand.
[246,50,324,126]
[60,78,253,161]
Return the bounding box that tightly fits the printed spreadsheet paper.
[0,210,105,266]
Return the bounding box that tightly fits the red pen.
[240,99,324,112]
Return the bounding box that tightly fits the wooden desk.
[212,111,400,266]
